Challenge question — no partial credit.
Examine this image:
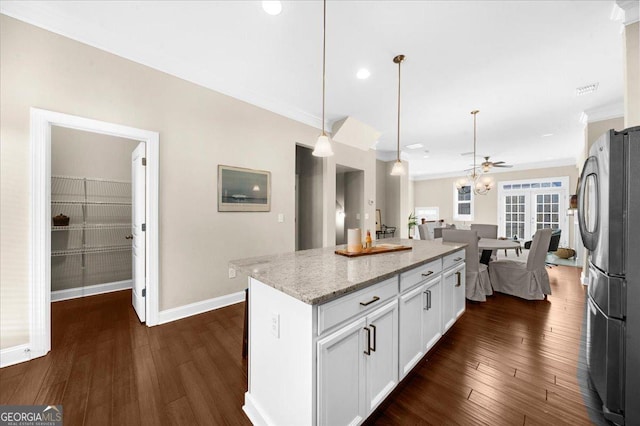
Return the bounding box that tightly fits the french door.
[498,178,569,245]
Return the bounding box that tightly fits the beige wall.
[624,22,639,128]
[52,126,139,181]
[0,15,329,349]
[375,160,388,231]
[412,165,579,244]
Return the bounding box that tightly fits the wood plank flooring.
[1,266,608,425]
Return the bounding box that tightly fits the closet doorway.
[30,108,159,361]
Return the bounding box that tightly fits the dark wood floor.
[1,266,607,425]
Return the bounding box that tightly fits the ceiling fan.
[480,156,512,172]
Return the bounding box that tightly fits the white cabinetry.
[244,248,466,426]
[442,250,466,333]
[317,296,398,425]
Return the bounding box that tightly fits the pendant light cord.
[321,0,326,136]
[471,110,479,178]
[397,58,401,162]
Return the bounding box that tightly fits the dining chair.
[417,224,431,240]
[470,224,498,260]
[488,228,552,300]
[441,229,493,302]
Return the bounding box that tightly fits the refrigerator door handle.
[578,156,600,251]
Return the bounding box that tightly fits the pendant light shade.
[390,54,406,176]
[312,0,334,157]
[390,160,406,176]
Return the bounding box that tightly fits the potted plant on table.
[408,212,418,239]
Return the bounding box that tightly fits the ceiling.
[1,1,626,179]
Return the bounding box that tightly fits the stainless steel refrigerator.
[578,126,640,425]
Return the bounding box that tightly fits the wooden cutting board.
[335,244,412,257]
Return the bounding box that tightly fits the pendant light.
[312,0,334,157]
[390,54,406,176]
[455,110,494,195]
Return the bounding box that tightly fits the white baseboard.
[243,392,271,426]
[157,291,245,325]
[0,344,32,368]
[51,280,132,302]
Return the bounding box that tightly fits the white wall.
[52,126,139,181]
[0,15,323,349]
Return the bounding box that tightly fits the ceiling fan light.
[312,134,334,157]
[390,160,406,176]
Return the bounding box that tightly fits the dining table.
[435,237,522,265]
[478,238,522,264]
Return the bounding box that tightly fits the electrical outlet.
[271,312,280,338]
[228,267,236,279]
[278,213,284,223]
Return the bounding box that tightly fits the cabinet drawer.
[399,259,442,293]
[443,250,465,270]
[318,277,398,335]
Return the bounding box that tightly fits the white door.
[442,268,456,333]
[423,278,442,351]
[399,284,426,378]
[131,143,146,322]
[365,300,398,412]
[317,318,367,426]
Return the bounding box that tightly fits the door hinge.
[142,223,146,232]
[142,288,146,297]
[142,157,147,166]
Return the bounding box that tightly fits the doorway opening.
[295,145,323,251]
[335,165,364,245]
[29,108,159,362]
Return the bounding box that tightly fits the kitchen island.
[230,238,466,426]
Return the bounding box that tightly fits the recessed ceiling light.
[405,143,423,149]
[262,1,282,15]
[423,155,429,158]
[356,69,371,80]
[576,83,599,96]
[542,133,554,137]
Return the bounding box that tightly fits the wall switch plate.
[228,267,236,279]
[278,213,284,223]
[356,213,361,220]
[271,312,280,338]
[365,213,369,219]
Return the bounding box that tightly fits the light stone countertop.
[229,238,466,305]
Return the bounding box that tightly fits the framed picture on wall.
[218,165,271,212]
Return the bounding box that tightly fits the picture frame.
[218,165,271,212]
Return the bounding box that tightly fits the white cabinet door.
[398,284,425,378]
[318,317,367,426]
[453,263,466,319]
[442,267,456,333]
[365,300,399,412]
[423,278,442,351]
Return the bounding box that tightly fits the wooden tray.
[335,244,412,257]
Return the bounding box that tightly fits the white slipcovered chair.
[488,228,552,300]
[470,223,498,260]
[417,224,432,240]
[442,229,493,302]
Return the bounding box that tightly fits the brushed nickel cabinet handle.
[421,271,434,277]
[369,324,376,352]
[360,296,380,306]
[423,290,431,310]
[364,327,371,355]
[125,235,133,240]
[454,257,463,262]
[455,271,461,287]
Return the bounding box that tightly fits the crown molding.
[616,0,639,24]
[410,157,578,181]
[580,101,625,124]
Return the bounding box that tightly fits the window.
[415,206,439,222]
[498,177,569,245]
[453,184,474,221]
